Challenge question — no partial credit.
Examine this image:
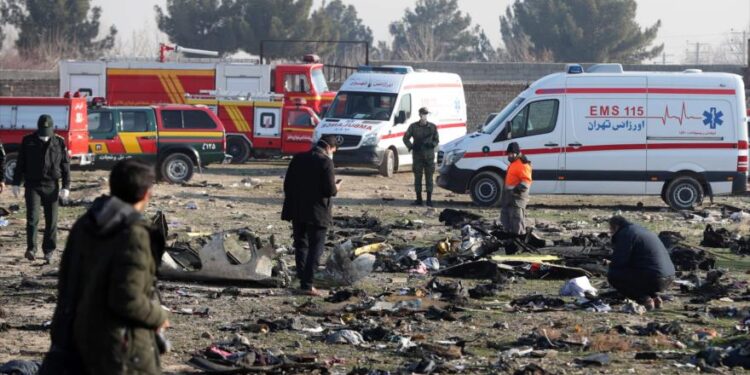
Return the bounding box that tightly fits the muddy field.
[1,161,749,374]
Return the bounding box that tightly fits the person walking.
[40,158,169,375]
[282,135,341,296]
[500,142,532,235]
[607,215,676,310]
[403,107,439,206]
[11,114,70,263]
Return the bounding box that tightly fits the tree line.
[0,0,663,64]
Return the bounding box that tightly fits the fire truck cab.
[59,56,335,114]
[0,96,93,182]
[185,93,320,162]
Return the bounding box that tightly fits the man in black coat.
[11,115,71,263]
[282,135,341,296]
[607,215,676,310]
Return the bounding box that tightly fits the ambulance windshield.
[481,97,524,134]
[326,91,397,120]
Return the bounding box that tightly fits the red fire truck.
[0,96,93,182]
[184,93,319,162]
[59,55,336,115]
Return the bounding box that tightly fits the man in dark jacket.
[403,107,439,206]
[282,135,341,296]
[11,114,71,263]
[607,215,676,310]
[40,158,169,375]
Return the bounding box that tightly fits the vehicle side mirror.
[395,110,406,125]
[495,121,511,142]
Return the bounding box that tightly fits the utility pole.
[695,43,700,64]
[686,42,708,64]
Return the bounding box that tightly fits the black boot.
[426,192,433,207]
[412,192,423,206]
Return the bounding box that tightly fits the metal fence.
[323,64,359,83]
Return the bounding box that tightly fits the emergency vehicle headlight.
[361,132,380,146]
[444,150,465,166]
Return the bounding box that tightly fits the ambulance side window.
[509,99,559,138]
[397,94,412,120]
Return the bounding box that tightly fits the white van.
[314,66,467,176]
[437,64,749,210]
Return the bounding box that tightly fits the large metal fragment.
[159,233,275,283]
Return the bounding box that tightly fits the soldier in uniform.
[403,107,439,206]
[11,115,70,263]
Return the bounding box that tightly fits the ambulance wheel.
[665,176,704,210]
[379,149,396,177]
[227,138,251,164]
[470,171,503,207]
[3,152,17,184]
[161,153,194,184]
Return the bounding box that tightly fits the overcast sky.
[91,0,750,64]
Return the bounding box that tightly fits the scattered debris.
[559,276,597,297]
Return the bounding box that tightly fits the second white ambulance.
[437,64,748,210]
[314,66,467,176]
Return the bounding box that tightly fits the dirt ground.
[1,161,749,374]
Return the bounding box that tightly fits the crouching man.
[607,215,675,310]
[40,158,169,375]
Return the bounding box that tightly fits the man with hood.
[11,114,70,263]
[607,215,675,310]
[40,158,169,375]
[403,107,439,206]
[282,134,341,296]
[501,142,532,236]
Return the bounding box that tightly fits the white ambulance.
[314,66,467,176]
[437,64,749,210]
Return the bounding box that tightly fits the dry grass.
[589,333,633,352]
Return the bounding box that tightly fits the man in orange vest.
[500,142,532,235]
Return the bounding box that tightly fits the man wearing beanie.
[11,114,71,263]
[282,135,342,296]
[501,142,532,237]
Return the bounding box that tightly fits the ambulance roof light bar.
[566,64,584,74]
[358,65,414,74]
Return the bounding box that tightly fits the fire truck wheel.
[227,138,251,164]
[3,152,17,184]
[469,171,503,207]
[379,148,396,177]
[160,153,194,184]
[665,175,704,210]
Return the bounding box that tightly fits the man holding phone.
[282,135,341,296]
